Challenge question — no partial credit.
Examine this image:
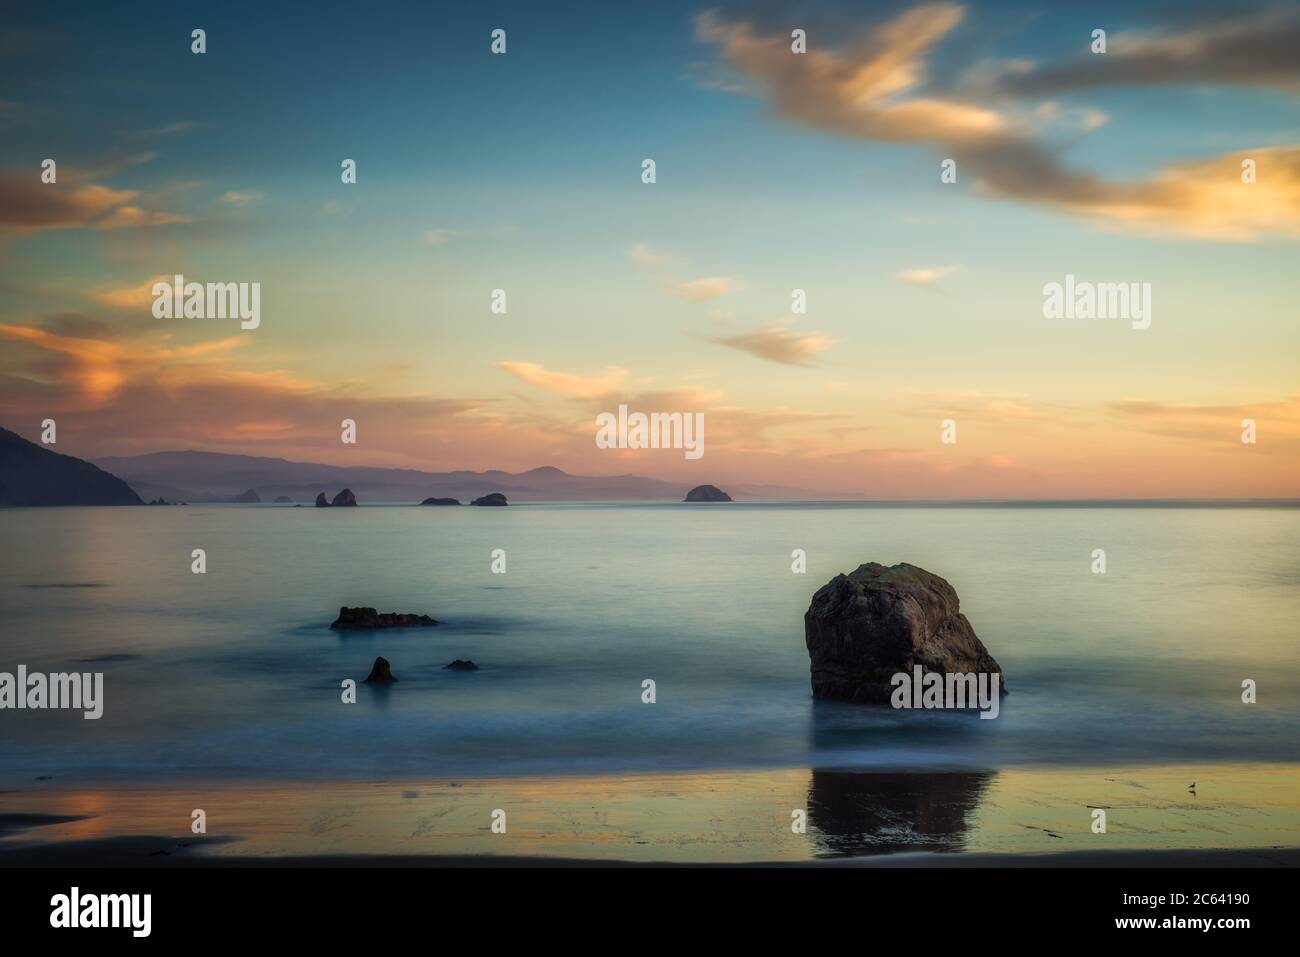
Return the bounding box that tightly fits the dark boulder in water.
[421,497,461,506]
[364,656,396,684]
[804,562,1005,704]
[444,659,478,671]
[314,492,330,507]
[331,606,441,630]
[331,488,358,506]
[683,484,732,502]
[470,492,508,506]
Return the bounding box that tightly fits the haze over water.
[2,503,1297,785]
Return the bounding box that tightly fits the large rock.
[314,492,330,507]
[421,497,461,506]
[470,492,508,506]
[684,484,731,502]
[331,607,440,630]
[331,488,358,506]
[804,562,1004,704]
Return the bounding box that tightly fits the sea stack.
[331,488,358,506]
[363,656,396,684]
[804,562,1005,704]
[331,607,440,630]
[314,492,330,507]
[421,497,461,506]
[683,484,732,502]
[470,492,508,506]
[232,488,261,503]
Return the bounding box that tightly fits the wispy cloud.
[0,169,191,234]
[711,324,833,366]
[696,4,1300,241]
[630,242,668,266]
[424,228,458,245]
[220,190,263,206]
[495,361,628,399]
[995,6,1300,96]
[899,264,960,288]
[669,276,744,301]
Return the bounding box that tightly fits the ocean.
[2,503,1298,785]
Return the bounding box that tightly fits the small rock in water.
[364,656,396,684]
[314,492,330,507]
[331,488,358,506]
[444,659,478,671]
[470,492,508,506]
[420,497,461,506]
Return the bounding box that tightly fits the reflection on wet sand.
[807,771,994,856]
[0,764,1296,864]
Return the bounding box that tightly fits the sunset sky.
[2,0,1298,497]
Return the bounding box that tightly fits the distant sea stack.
[0,427,143,506]
[331,607,441,630]
[231,488,261,503]
[804,562,1005,704]
[684,484,732,503]
[315,489,358,507]
[274,495,293,503]
[470,492,508,506]
[421,497,461,506]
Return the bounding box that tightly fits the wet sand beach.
[3,763,1297,866]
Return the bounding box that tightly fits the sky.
[1,0,1298,498]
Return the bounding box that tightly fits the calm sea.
[2,503,1297,784]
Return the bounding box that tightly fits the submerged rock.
[421,497,461,506]
[803,562,1005,704]
[331,607,441,630]
[331,488,358,507]
[470,492,508,506]
[684,484,732,502]
[363,656,396,684]
[444,659,479,671]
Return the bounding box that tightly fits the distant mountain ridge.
[91,449,817,502]
[0,428,142,506]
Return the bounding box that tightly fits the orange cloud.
[0,172,190,234]
[495,361,628,399]
[697,5,1300,241]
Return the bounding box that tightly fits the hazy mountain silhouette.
[91,449,816,502]
[0,428,142,506]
